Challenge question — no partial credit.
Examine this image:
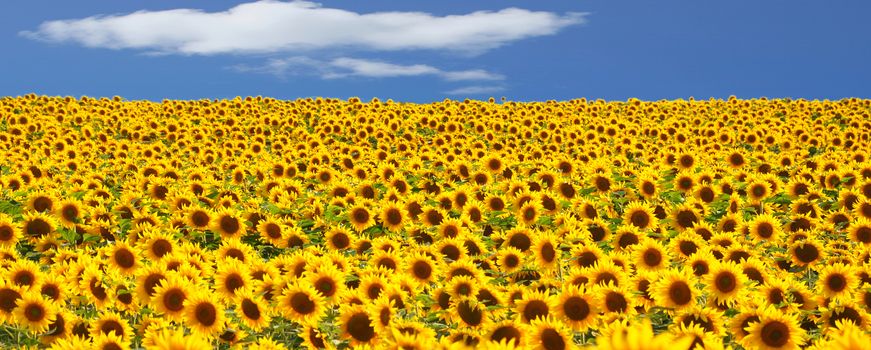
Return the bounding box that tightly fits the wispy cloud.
[232,56,504,81]
[21,1,586,56]
[445,85,506,95]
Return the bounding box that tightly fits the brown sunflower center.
[224,274,244,293]
[346,312,375,342]
[25,218,51,237]
[760,321,790,347]
[114,248,135,269]
[669,281,692,305]
[151,239,172,258]
[385,208,402,226]
[195,302,218,326]
[605,291,627,313]
[523,300,549,321]
[827,274,847,292]
[629,210,650,228]
[13,271,34,287]
[457,300,482,326]
[642,248,662,267]
[540,242,556,263]
[163,288,186,312]
[562,296,590,321]
[490,325,521,345]
[264,223,281,238]
[330,232,350,249]
[100,320,125,337]
[290,292,316,314]
[792,244,819,264]
[219,216,240,234]
[241,299,261,320]
[0,225,14,241]
[540,328,566,350]
[715,272,736,293]
[756,222,774,238]
[190,211,210,227]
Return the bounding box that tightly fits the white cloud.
[21,1,586,56]
[232,56,504,81]
[445,85,506,95]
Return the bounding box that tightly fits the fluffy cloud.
[21,1,585,56]
[444,85,506,95]
[232,56,504,81]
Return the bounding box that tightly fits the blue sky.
[2,0,870,102]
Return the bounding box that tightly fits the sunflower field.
[1,94,870,349]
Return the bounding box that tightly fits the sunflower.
[185,207,212,231]
[818,263,859,300]
[651,268,698,311]
[555,285,597,332]
[635,173,660,200]
[438,218,464,239]
[90,311,134,341]
[497,247,524,274]
[518,201,542,226]
[216,238,255,264]
[673,171,696,193]
[41,309,74,343]
[527,317,575,350]
[22,212,57,240]
[632,239,670,272]
[280,282,326,325]
[748,213,783,243]
[570,245,603,269]
[300,325,332,350]
[106,240,139,275]
[139,229,176,261]
[623,201,657,230]
[80,265,112,309]
[325,226,354,251]
[26,190,57,213]
[307,265,346,306]
[12,291,56,333]
[404,253,439,285]
[6,259,41,291]
[38,274,67,304]
[531,232,560,271]
[379,201,407,232]
[232,288,271,331]
[0,214,21,248]
[486,320,525,347]
[742,306,806,350]
[151,275,190,320]
[515,290,555,323]
[463,200,486,224]
[596,319,692,350]
[822,301,870,329]
[215,202,249,231]
[55,199,84,228]
[598,284,636,316]
[256,216,285,245]
[215,260,252,300]
[339,304,377,346]
[670,231,703,259]
[613,225,642,252]
[347,203,375,233]
[92,331,129,350]
[704,261,747,308]
[848,218,871,246]
[671,203,701,231]
[183,291,225,337]
[789,239,824,267]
